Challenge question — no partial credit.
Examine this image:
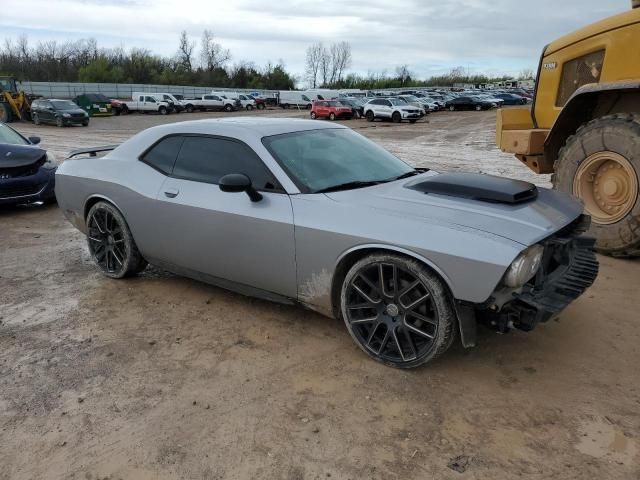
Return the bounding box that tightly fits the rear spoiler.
[66,145,119,159]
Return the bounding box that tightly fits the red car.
[310,100,353,120]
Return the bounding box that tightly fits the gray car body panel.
[55,117,584,317]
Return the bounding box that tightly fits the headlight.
[62,113,70,118]
[42,153,59,170]
[503,244,544,288]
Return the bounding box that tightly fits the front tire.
[329,112,336,121]
[32,112,40,125]
[554,114,640,257]
[158,106,167,115]
[449,105,455,111]
[475,104,482,111]
[341,253,456,368]
[365,110,375,122]
[56,117,64,127]
[391,111,401,123]
[86,201,148,278]
[224,104,233,112]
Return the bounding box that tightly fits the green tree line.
[0,32,295,90]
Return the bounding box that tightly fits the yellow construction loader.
[0,76,33,123]
[497,1,640,256]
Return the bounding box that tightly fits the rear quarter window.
[140,136,184,175]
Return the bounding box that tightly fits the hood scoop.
[0,143,47,169]
[406,172,538,204]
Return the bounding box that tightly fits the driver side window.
[172,136,282,192]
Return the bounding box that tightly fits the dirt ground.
[1,108,638,480]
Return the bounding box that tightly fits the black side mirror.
[28,136,41,145]
[219,173,263,202]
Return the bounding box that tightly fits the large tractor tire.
[553,114,640,257]
[0,102,13,123]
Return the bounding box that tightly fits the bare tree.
[518,68,535,80]
[200,29,230,72]
[305,42,324,88]
[176,30,195,72]
[319,45,331,87]
[395,65,412,85]
[330,41,352,84]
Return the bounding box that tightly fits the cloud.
[0,0,630,79]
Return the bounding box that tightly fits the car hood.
[324,172,583,246]
[0,143,46,168]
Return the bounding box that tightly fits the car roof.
[155,117,346,136]
[111,117,349,160]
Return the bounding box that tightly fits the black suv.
[31,99,89,127]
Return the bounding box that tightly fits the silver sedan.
[55,118,598,368]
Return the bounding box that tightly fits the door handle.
[164,188,179,198]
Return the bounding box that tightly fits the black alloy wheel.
[86,201,147,278]
[341,254,455,368]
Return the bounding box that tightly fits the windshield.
[0,123,28,145]
[262,128,413,193]
[51,100,78,109]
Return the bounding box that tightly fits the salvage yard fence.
[16,81,279,100]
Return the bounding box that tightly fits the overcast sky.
[0,0,630,81]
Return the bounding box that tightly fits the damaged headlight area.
[502,244,544,288]
[42,153,59,170]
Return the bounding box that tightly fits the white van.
[278,91,313,109]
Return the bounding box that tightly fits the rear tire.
[257,103,265,110]
[449,105,455,111]
[86,201,148,278]
[32,112,40,125]
[121,105,129,115]
[475,104,482,111]
[246,104,254,110]
[310,111,317,119]
[185,104,194,113]
[553,114,640,257]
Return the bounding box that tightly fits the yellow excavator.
[0,76,33,123]
[497,1,640,257]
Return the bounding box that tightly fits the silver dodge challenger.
[56,118,598,368]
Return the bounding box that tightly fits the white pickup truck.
[212,92,257,110]
[184,95,238,112]
[120,94,171,115]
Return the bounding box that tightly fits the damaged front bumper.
[457,215,599,346]
[486,215,599,332]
